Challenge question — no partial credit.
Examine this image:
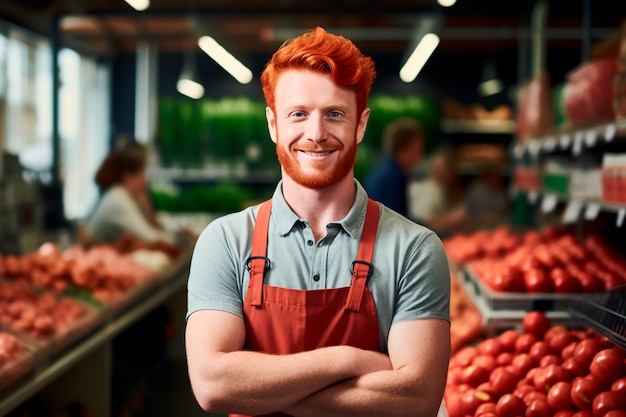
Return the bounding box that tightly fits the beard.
[276,136,357,189]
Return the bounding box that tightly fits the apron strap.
[246,200,272,307]
[345,199,380,311]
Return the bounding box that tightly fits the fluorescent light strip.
[399,33,440,83]
[198,36,253,84]
[124,0,150,11]
[177,78,204,99]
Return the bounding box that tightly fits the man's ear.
[266,106,277,144]
[356,107,371,145]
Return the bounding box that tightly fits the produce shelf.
[567,284,626,351]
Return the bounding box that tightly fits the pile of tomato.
[445,311,626,417]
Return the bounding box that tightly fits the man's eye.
[291,111,305,118]
[329,111,342,118]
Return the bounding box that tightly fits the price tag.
[544,137,557,152]
[562,200,583,224]
[512,143,525,159]
[617,208,626,227]
[541,194,559,213]
[559,134,571,149]
[585,130,597,147]
[584,202,601,220]
[605,123,617,142]
[572,135,583,156]
[527,191,539,204]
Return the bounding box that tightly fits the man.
[185,27,450,417]
[363,117,425,218]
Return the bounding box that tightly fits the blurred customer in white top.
[409,149,466,236]
[84,136,174,245]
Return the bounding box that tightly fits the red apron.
[230,199,381,417]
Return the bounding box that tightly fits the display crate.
[463,265,573,311]
[0,331,36,392]
[567,284,626,351]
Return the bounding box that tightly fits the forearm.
[189,345,391,415]
[284,366,443,417]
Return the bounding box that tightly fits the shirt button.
[313,274,320,282]
[306,240,314,246]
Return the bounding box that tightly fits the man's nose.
[307,115,327,142]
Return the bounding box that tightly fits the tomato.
[516,333,539,354]
[562,341,579,361]
[574,338,605,368]
[515,384,538,399]
[475,401,497,416]
[497,352,514,366]
[477,382,496,397]
[611,377,626,395]
[496,393,527,417]
[575,272,604,293]
[478,338,505,357]
[444,394,466,417]
[462,389,493,416]
[473,354,498,373]
[523,390,547,406]
[498,330,523,352]
[450,345,479,368]
[489,366,519,398]
[546,327,576,354]
[529,341,551,363]
[524,268,554,292]
[523,311,552,338]
[525,399,553,417]
[461,364,491,387]
[571,376,603,411]
[535,364,572,393]
[551,268,583,293]
[539,354,562,367]
[547,381,575,411]
[590,349,625,387]
[554,411,575,417]
[511,353,537,378]
[563,356,590,377]
[592,391,626,417]
[571,412,595,417]
[602,411,626,417]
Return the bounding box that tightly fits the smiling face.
[266,69,370,189]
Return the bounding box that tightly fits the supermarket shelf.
[0,250,192,416]
[512,118,626,159]
[441,119,516,134]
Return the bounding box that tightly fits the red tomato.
[571,376,603,411]
[473,354,498,373]
[461,364,491,387]
[489,366,519,398]
[526,399,553,417]
[592,391,626,417]
[523,311,552,338]
[563,357,590,377]
[551,268,582,293]
[511,353,538,378]
[450,345,478,368]
[523,390,547,406]
[529,341,551,363]
[572,412,595,417]
[590,349,625,387]
[535,364,572,393]
[475,401,497,416]
[524,268,554,292]
[515,384,538,399]
[478,338,505,357]
[562,341,580,361]
[554,411,575,417]
[574,338,605,368]
[602,411,626,417]
[499,330,523,352]
[611,377,626,395]
[516,333,539,354]
[547,381,575,411]
[496,393,527,417]
[575,272,604,293]
[539,354,562,367]
[547,327,576,354]
[462,389,493,416]
[497,352,514,366]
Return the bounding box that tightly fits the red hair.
[261,27,376,116]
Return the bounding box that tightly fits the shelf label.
[562,199,583,224]
[527,191,539,204]
[559,134,571,149]
[584,202,601,220]
[618,208,626,227]
[544,137,557,151]
[572,132,584,156]
[541,194,559,213]
[585,130,597,147]
[605,123,617,142]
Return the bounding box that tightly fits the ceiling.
[0,0,624,61]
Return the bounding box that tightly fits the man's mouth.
[298,149,335,156]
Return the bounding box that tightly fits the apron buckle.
[245,256,271,272]
[350,260,373,281]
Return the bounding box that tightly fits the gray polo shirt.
[186,180,450,352]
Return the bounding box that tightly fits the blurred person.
[185,27,450,417]
[362,117,424,218]
[463,164,509,230]
[409,148,466,235]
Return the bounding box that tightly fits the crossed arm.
[185,309,450,417]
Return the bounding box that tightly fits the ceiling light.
[399,33,440,83]
[124,0,150,11]
[198,36,253,84]
[437,0,457,7]
[478,61,504,97]
[177,52,204,99]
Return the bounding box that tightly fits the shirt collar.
[270,179,369,239]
